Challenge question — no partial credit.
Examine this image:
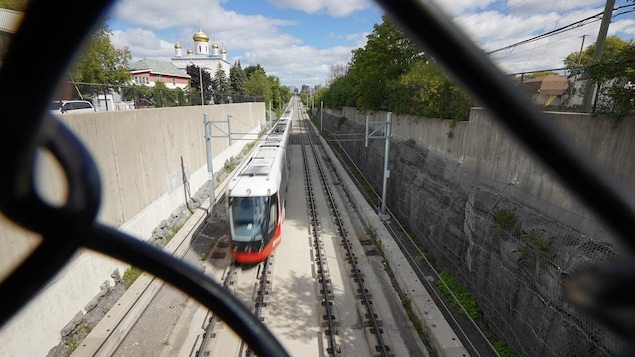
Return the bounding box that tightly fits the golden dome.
[174,42,181,49]
[187,48,193,55]
[212,42,219,49]
[221,48,226,54]
[193,27,209,42]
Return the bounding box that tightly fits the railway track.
[300,110,393,356]
[194,100,396,356]
[194,255,275,356]
[72,98,431,356]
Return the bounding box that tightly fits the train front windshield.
[229,197,269,242]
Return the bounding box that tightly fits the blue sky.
[105,0,635,89]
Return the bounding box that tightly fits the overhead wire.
[528,0,570,71]
[454,0,527,28]
[492,26,593,63]
[486,4,635,55]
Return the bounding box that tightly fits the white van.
[50,100,96,114]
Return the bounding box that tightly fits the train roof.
[228,146,285,197]
[227,116,291,197]
[240,147,279,176]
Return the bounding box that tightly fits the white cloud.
[435,0,498,17]
[105,0,374,87]
[242,44,354,86]
[105,0,635,88]
[435,1,635,73]
[109,0,227,29]
[111,28,173,60]
[610,18,635,36]
[268,0,375,17]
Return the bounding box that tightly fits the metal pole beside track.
[320,101,323,132]
[380,112,392,219]
[204,113,216,210]
[365,113,392,219]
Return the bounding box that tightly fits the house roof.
[129,58,190,78]
[522,74,570,96]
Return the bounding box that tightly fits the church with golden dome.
[171,25,230,79]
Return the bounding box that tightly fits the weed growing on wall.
[493,208,520,240]
[436,270,481,320]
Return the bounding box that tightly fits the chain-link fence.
[55,81,264,111]
[398,155,626,357]
[320,111,628,357]
[510,67,634,116]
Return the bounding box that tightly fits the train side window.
[267,195,278,240]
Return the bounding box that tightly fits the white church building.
[171,26,230,79]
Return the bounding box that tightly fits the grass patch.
[402,294,437,357]
[64,323,92,356]
[66,337,80,356]
[123,266,143,289]
[382,259,437,357]
[165,222,186,244]
[493,340,518,357]
[436,270,481,320]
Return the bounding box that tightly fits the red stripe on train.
[231,230,282,264]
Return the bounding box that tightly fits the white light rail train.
[226,104,293,264]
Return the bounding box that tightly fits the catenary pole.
[204,114,215,209]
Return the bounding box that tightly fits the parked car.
[49,100,96,114]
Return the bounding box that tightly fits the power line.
[486,4,635,55]
[487,11,603,54]
[455,0,527,28]
[493,25,591,61]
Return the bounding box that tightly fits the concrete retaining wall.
[334,106,635,240]
[0,102,265,357]
[324,106,633,356]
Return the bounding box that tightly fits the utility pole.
[581,0,615,111]
[569,34,587,106]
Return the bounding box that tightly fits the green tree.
[244,68,270,101]
[320,14,472,119]
[587,41,635,116]
[69,18,131,97]
[322,75,356,109]
[280,86,292,111]
[348,15,426,111]
[397,59,472,119]
[121,84,153,107]
[267,74,284,111]
[186,64,213,105]
[565,36,635,117]
[564,36,628,75]
[244,64,265,80]
[152,81,168,107]
[213,64,230,93]
[313,87,328,109]
[150,81,183,108]
[229,60,247,95]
